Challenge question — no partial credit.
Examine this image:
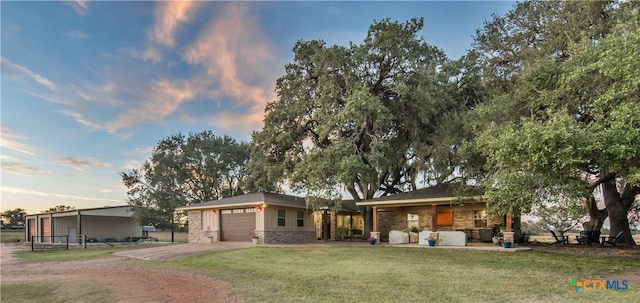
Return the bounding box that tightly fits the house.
[25,205,143,243]
[356,184,514,242]
[176,192,315,244]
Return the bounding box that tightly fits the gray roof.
[177,192,308,210]
[355,184,485,207]
[372,183,455,202]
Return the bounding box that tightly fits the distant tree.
[531,198,587,238]
[120,131,249,229]
[1,208,27,226]
[41,205,76,213]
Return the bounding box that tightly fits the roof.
[356,184,486,207]
[176,192,308,211]
[26,205,133,217]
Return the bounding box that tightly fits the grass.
[1,281,116,303]
[1,230,25,243]
[159,247,640,303]
[8,245,640,302]
[14,244,169,262]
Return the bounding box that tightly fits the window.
[297,211,304,227]
[245,208,256,213]
[436,210,453,226]
[474,210,488,228]
[407,214,419,231]
[232,209,244,214]
[221,210,232,215]
[277,209,286,226]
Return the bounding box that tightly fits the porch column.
[372,207,378,232]
[431,205,437,232]
[503,212,514,244]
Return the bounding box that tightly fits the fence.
[31,235,88,251]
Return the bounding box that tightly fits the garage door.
[220,208,256,242]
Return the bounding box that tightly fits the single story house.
[25,205,143,243]
[356,184,516,242]
[178,185,519,244]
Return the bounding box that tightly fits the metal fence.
[31,235,88,251]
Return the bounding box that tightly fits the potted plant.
[249,230,259,245]
[426,233,439,247]
[503,240,512,248]
[368,235,377,245]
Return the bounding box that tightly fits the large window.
[277,209,286,226]
[297,211,304,227]
[474,210,488,228]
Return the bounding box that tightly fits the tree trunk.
[360,206,372,239]
[602,180,636,246]
[584,194,608,232]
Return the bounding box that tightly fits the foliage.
[247,18,465,235]
[40,205,76,213]
[1,208,26,225]
[120,131,249,228]
[459,0,640,244]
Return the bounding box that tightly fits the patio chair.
[549,230,568,245]
[601,231,624,247]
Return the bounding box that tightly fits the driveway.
[114,242,254,260]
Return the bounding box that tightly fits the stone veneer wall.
[376,205,505,242]
[263,231,316,244]
[187,210,213,243]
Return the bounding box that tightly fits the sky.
[1,1,515,215]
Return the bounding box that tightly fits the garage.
[220,208,256,242]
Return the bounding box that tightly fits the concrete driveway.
[114,242,254,260]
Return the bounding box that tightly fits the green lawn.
[161,247,640,303]
[1,281,116,303]
[7,245,640,302]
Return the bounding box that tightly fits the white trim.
[355,195,488,207]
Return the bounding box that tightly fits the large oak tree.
[460,0,639,245]
[247,18,461,236]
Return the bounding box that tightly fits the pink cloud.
[183,3,278,116]
[151,1,200,47]
[106,79,195,129]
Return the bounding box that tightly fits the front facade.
[357,184,511,242]
[177,192,316,244]
[25,206,142,243]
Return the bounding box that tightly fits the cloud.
[55,157,111,172]
[0,128,35,156]
[151,1,200,47]
[182,3,278,125]
[106,79,195,130]
[1,186,120,203]
[67,0,89,16]
[59,110,114,132]
[0,162,50,176]
[65,30,90,39]
[1,57,55,90]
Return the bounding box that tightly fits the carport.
[25,205,143,243]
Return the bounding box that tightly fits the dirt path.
[1,243,239,303]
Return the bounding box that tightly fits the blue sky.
[1,1,514,214]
